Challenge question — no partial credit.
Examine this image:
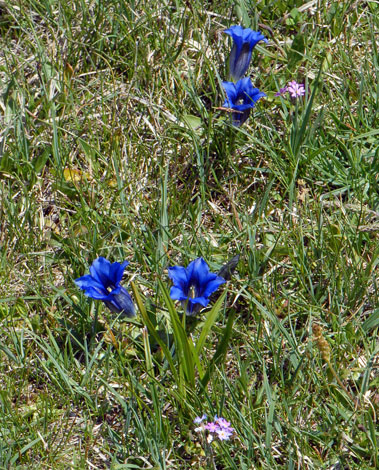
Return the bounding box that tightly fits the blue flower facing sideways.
[75,257,136,318]
[224,25,267,81]
[168,258,226,316]
[222,78,266,126]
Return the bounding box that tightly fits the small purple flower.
[168,258,225,315]
[275,86,288,96]
[193,414,207,424]
[215,417,231,429]
[205,422,219,432]
[222,78,266,127]
[216,428,233,441]
[75,257,135,317]
[276,81,306,99]
[224,25,267,81]
[287,81,306,98]
[194,415,235,443]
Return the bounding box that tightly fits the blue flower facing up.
[224,25,267,81]
[222,78,266,126]
[168,258,226,316]
[75,257,136,318]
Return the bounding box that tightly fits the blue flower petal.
[222,79,265,126]
[75,257,135,317]
[79,285,109,300]
[189,296,209,308]
[89,257,112,287]
[109,260,129,285]
[229,43,252,82]
[189,258,212,295]
[89,257,129,288]
[169,257,225,315]
[224,25,267,81]
[168,266,189,292]
[186,296,210,316]
[222,81,238,108]
[170,286,188,301]
[224,25,245,45]
[202,277,226,298]
[110,286,136,318]
[75,274,106,293]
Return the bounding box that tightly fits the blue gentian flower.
[222,78,266,126]
[224,25,267,81]
[75,257,136,318]
[168,257,226,316]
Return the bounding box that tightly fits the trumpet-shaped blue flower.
[168,257,225,315]
[75,257,136,318]
[222,78,266,126]
[224,25,267,81]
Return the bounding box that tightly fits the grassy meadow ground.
[0,0,378,468]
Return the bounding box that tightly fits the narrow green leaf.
[201,308,236,388]
[33,145,51,174]
[142,327,154,376]
[10,436,43,465]
[263,364,274,449]
[292,62,323,158]
[362,308,379,332]
[183,114,203,134]
[196,290,226,356]
[250,296,300,355]
[130,281,178,384]
[159,279,196,387]
[287,33,305,69]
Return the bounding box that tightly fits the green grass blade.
[130,281,178,384]
[158,279,196,388]
[201,308,236,389]
[195,290,227,356]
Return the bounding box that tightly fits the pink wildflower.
[216,428,233,441]
[215,417,231,429]
[276,81,306,99]
[205,422,219,432]
[287,81,306,98]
